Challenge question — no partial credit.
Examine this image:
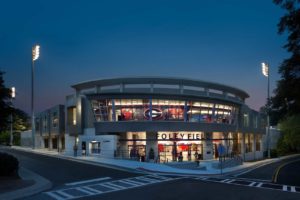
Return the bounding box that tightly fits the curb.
[11,146,145,175]
[9,146,300,177]
[0,167,52,200]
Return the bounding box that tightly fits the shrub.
[0,152,19,176]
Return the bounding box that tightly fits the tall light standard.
[32,45,40,149]
[261,62,270,158]
[10,87,16,146]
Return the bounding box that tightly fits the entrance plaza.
[60,77,266,162]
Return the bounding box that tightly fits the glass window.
[245,133,252,153]
[256,134,262,151]
[52,112,58,128]
[243,114,249,127]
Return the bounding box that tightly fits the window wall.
[245,133,253,153]
[255,134,262,151]
[91,99,238,125]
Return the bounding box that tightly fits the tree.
[0,71,12,132]
[0,71,30,145]
[277,114,300,155]
[271,0,300,124]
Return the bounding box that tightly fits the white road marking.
[82,186,103,194]
[75,187,95,195]
[135,176,160,183]
[249,182,257,186]
[118,179,141,186]
[291,186,296,192]
[256,183,263,187]
[226,179,236,183]
[45,175,175,200]
[220,179,230,183]
[123,178,146,185]
[56,190,75,199]
[102,182,126,190]
[45,192,66,200]
[65,177,111,186]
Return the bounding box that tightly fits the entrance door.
[128,145,146,160]
[158,143,203,162]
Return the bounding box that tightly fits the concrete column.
[240,133,245,161]
[184,101,188,122]
[203,132,213,160]
[49,136,53,150]
[58,135,62,152]
[223,132,229,156]
[146,132,158,161]
[253,133,256,160]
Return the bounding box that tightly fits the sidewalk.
[0,167,52,200]
[11,146,294,175]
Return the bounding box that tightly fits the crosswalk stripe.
[107,182,127,189]
[220,179,230,183]
[45,175,174,200]
[283,185,288,191]
[124,178,146,186]
[82,186,103,194]
[56,190,74,199]
[249,182,256,186]
[75,187,95,195]
[256,183,263,187]
[65,177,111,186]
[226,179,235,183]
[45,192,66,200]
[291,186,296,192]
[118,180,141,187]
[100,182,125,190]
[135,176,160,183]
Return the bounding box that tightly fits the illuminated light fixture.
[11,87,16,98]
[32,45,40,61]
[261,62,269,77]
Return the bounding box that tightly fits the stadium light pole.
[32,45,40,149]
[10,87,16,146]
[261,62,270,159]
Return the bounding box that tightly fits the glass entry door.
[128,145,146,160]
[158,143,203,162]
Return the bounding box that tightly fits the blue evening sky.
[0,0,288,113]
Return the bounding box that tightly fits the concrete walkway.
[0,167,52,200]
[10,146,294,175]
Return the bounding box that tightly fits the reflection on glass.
[91,99,237,124]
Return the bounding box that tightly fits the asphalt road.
[84,178,300,200]
[2,148,300,200]
[0,148,139,188]
[276,159,300,186]
[235,155,300,183]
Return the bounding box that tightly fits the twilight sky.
[0,0,288,114]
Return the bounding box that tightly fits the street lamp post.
[32,45,40,149]
[10,87,15,146]
[261,62,270,159]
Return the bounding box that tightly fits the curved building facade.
[65,77,266,162]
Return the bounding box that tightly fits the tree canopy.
[271,0,300,124]
[0,71,12,132]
